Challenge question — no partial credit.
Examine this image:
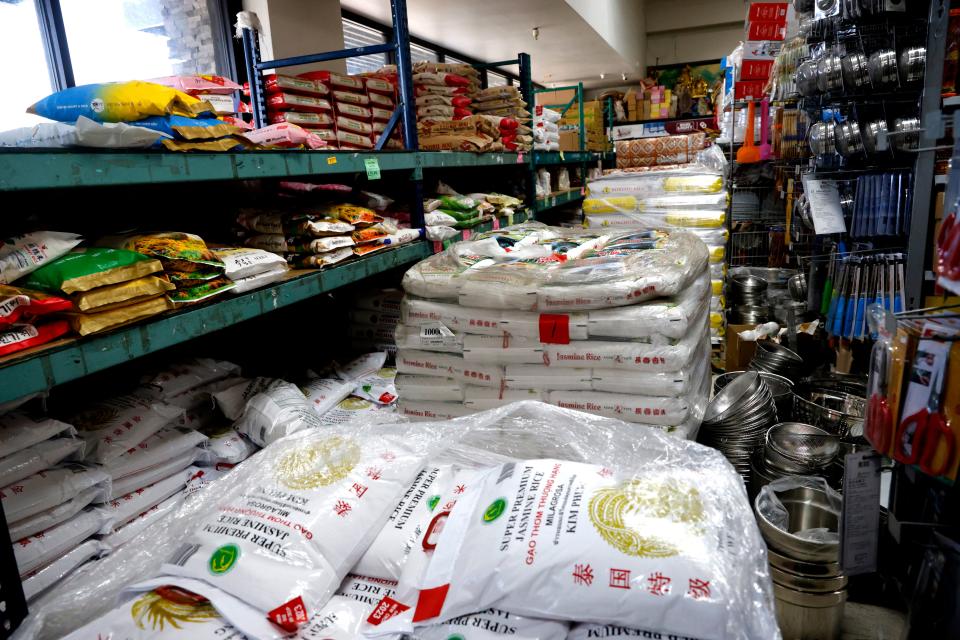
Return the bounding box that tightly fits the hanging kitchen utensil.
[760,97,773,160]
[739,101,762,164]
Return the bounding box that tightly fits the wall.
[645,0,744,67]
[565,0,646,75]
[241,0,347,75]
[162,0,217,75]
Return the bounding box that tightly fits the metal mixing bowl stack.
[716,370,794,420]
[699,371,778,482]
[750,340,805,381]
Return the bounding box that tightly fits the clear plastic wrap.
[3,464,110,523]
[587,171,724,199]
[98,427,207,480]
[233,380,322,447]
[505,366,593,391]
[8,487,100,541]
[0,438,84,487]
[103,450,199,500]
[14,508,104,576]
[582,194,729,215]
[398,400,474,421]
[756,476,841,545]
[22,539,103,603]
[402,225,709,311]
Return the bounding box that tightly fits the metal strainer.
[765,422,839,471]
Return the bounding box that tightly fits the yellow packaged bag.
[28,81,214,123]
[71,276,175,312]
[68,296,171,336]
[663,209,726,228]
[662,175,724,193]
[107,232,223,273]
[316,204,383,227]
[582,196,637,214]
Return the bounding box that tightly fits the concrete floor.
[841,603,907,639]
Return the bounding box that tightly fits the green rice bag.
[18,248,162,294]
[438,208,480,222]
[439,195,477,212]
[168,276,236,304]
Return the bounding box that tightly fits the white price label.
[840,452,881,575]
[419,322,457,347]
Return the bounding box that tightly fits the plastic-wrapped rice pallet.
[393,223,713,434]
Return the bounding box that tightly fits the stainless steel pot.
[899,46,926,84]
[770,565,849,593]
[868,49,898,87]
[796,59,820,97]
[809,121,837,155]
[767,547,843,579]
[841,52,870,91]
[893,116,921,151]
[774,583,846,640]
[817,54,843,92]
[835,120,864,157]
[755,485,840,562]
[861,119,889,154]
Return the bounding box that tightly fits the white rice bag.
[0,437,84,487]
[99,492,183,553]
[547,391,690,427]
[464,387,545,411]
[401,298,506,337]
[462,334,546,364]
[157,427,446,636]
[397,350,505,389]
[0,413,75,458]
[504,366,592,391]
[138,358,241,400]
[371,458,776,640]
[213,376,278,421]
[354,367,399,406]
[568,622,708,640]
[8,486,100,541]
[233,380,323,447]
[416,609,570,640]
[399,401,474,422]
[198,427,258,466]
[214,247,288,280]
[22,538,104,602]
[395,374,465,402]
[95,469,191,534]
[15,508,105,576]
[67,395,184,464]
[99,426,208,481]
[498,310,589,342]
[336,352,388,381]
[301,376,358,416]
[2,464,109,523]
[0,231,82,284]
[336,573,398,607]
[545,330,702,373]
[354,465,454,580]
[319,397,386,425]
[105,449,200,500]
[230,265,289,294]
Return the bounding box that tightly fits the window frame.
[32,0,237,90]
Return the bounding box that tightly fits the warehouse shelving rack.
[0,4,611,631]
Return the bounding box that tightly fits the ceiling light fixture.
[600,73,606,79]
[621,73,627,81]
[532,26,540,40]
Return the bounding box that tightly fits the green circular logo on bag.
[427,495,441,512]
[482,498,507,523]
[447,635,466,640]
[209,543,240,575]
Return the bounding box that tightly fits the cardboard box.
[536,88,576,108]
[749,2,789,22]
[558,130,580,151]
[725,324,758,372]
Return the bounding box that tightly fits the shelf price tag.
[840,452,881,576]
[462,230,472,241]
[559,151,565,161]
[516,152,524,164]
[800,175,846,235]
[364,157,381,180]
[327,156,337,165]
[492,217,501,230]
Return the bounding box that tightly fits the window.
[445,55,469,66]
[0,0,227,127]
[409,42,438,64]
[342,17,387,75]
[0,0,53,128]
[60,0,217,84]
[487,71,508,87]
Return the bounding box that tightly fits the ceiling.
[339,0,641,88]
[339,0,746,89]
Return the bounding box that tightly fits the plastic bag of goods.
[402,225,708,311]
[2,231,82,284]
[233,380,323,447]
[363,406,778,640]
[63,394,184,464]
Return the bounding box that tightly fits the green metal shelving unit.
[534,189,585,214]
[0,241,431,404]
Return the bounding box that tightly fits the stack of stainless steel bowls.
[699,371,778,482]
[729,274,771,324]
[755,483,846,640]
[750,423,839,499]
[793,384,866,439]
[716,370,794,420]
[750,341,805,381]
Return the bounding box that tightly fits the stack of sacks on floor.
[26,402,779,640]
[583,145,730,351]
[348,288,404,357]
[473,85,533,151]
[393,223,712,437]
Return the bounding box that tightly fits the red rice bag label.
[336,103,372,121]
[266,93,332,113]
[301,71,364,91]
[333,91,369,106]
[263,74,327,96]
[0,320,69,357]
[336,116,372,136]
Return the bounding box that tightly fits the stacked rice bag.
[394,223,712,436]
[293,71,371,151]
[534,105,562,151]
[348,289,404,356]
[583,147,729,350]
[18,248,173,337]
[423,181,524,242]
[299,351,398,425]
[0,231,80,355]
[100,233,235,306]
[475,85,533,151]
[212,247,289,294]
[148,74,246,128]
[1,412,108,603]
[254,72,337,148]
